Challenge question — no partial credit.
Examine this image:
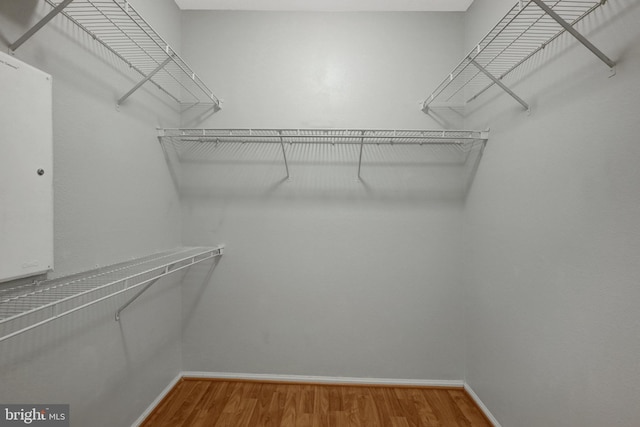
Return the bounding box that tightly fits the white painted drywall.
[462,0,640,426]
[181,200,465,380]
[0,0,184,425]
[6,2,636,424]
[174,0,475,12]
[179,11,464,129]
[178,11,468,381]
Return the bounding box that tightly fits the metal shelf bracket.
[9,0,74,52]
[117,54,176,106]
[531,0,615,70]
[115,246,223,321]
[115,277,160,321]
[468,58,530,112]
[278,131,291,180]
[357,131,365,180]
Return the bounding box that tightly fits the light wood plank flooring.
[141,379,492,426]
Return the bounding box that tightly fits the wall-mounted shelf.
[159,128,489,179]
[422,0,615,115]
[0,246,223,343]
[10,0,220,107]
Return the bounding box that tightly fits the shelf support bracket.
[531,0,615,69]
[468,58,530,111]
[117,55,175,105]
[9,0,75,52]
[279,132,290,180]
[357,131,365,180]
[115,277,161,321]
[115,247,223,321]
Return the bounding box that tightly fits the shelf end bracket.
[279,132,291,180]
[468,58,530,112]
[115,277,161,321]
[9,0,75,52]
[357,131,365,180]
[531,0,615,69]
[117,55,175,106]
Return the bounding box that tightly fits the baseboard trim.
[131,372,502,427]
[464,383,502,427]
[131,373,183,427]
[180,371,464,388]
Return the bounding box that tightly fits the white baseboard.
[131,373,183,427]
[180,371,464,388]
[464,383,502,427]
[132,371,504,427]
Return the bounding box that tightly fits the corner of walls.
[1,0,184,277]
[176,10,469,382]
[464,382,502,427]
[461,0,640,426]
[0,1,185,425]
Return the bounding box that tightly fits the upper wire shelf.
[160,128,489,145]
[13,0,220,106]
[422,0,614,114]
[159,128,489,180]
[0,246,223,343]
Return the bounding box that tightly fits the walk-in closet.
[1,0,639,425]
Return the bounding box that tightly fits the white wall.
[178,11,469,381]
[180,11,463,129]
[463,0,640,426]
[0,0,184,425]
[181,200,465,380]
[6,1,635,423]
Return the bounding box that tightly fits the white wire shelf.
[422,0,614,114]
[0,246,223,343]
[11,0,220,107]
[160,128,489,145]
[159,128,489,180]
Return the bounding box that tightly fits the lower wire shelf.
[0,246,223,343]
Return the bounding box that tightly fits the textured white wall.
[0,0,184,425]
[462,0,640,426]
[178,11,469,380]
[7,1,635,423]
[180,11,464,128]
[181,200,465,380]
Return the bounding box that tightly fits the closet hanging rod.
[158,128,489,180]
[159,128,489,145]
[161,128,486,135]
[175,139,479,145]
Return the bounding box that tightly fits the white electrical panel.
[0,52,53,283]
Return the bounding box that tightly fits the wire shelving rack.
[10,0,220,107]
[160,128,488,145]
[422,0,615,114]
[0,246,223,343]
[159,128,489,179]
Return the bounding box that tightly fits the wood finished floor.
[141,379,492,427]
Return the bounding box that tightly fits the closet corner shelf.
[0,246,223,343]
[422,0,615,115]
[10,0,220,107]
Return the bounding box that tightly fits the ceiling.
[174,0,475,12]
